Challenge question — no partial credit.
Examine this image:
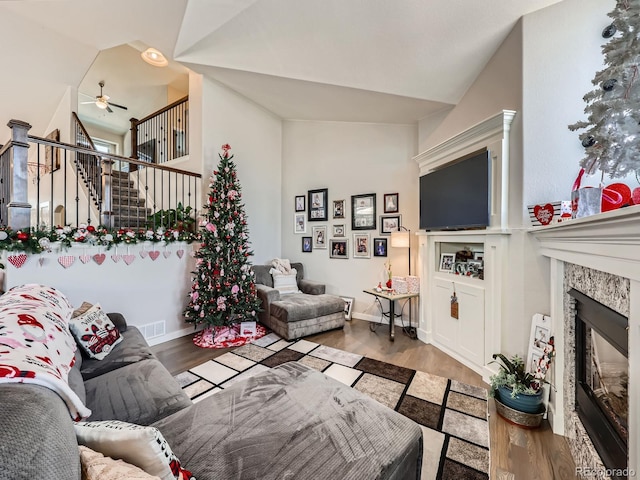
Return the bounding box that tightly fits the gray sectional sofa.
[252,262,346,339]
[1,306,423,479]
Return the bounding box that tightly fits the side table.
[363,288,419,341]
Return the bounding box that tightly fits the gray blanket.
[153,362,423,480]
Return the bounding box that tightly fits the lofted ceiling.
[0,0,563,142]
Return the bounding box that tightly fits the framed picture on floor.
[341,296,355,320]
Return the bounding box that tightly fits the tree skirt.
[193,323,268,349]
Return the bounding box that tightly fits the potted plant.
[147,202,195,232]
[488,353,548,414]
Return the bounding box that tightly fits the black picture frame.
[302,236,312,252]
[330,239,349,259]
[351,193,376,231]
[380,214,401,235]
[308,188,328,221]
[295,195,305,212]
[373,238,387,257]
[384,193,399,213]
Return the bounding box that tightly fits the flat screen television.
[419,149,491,231]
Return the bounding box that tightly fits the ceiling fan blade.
[106,105,113,113]
[80,101,96,104]
[108,102,128,110]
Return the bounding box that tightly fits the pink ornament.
[231,285,239,295]
[205,223,217,233]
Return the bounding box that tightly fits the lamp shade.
[390,230,410,248]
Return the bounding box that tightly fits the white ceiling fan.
[80,81,128,113]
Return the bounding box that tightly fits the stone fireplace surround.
[534,206,639,476]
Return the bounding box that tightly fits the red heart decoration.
[632,187,640,205]
[93,253,106,265]
[533,204,555,225]
[58,256,75,269]
[8,254,28,268]
[149,251,160,261]
[602,183,631,212]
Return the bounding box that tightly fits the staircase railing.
[0,119,201,231]
[130,96,189,168]
[72,112,103,218]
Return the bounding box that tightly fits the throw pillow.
[79,445,161,480]
[69,304,123,360]
[73,301,94,318]
[74,421,194,480]
[270,268,299,294]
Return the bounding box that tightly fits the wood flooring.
[152,319,578,479]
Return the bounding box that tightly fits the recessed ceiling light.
[141,47,168,67]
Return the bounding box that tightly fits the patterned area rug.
[175,333,490,480]
[192,323,267,349]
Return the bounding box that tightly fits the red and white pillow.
[75,420,195,480]
[69,304,122,360]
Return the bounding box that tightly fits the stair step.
[112,195,146,207]
[110,205,151,216]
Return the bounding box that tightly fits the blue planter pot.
[496,386,543,414]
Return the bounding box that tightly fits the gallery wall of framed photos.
[293,188,404,258]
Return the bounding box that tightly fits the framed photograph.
[308,188,328,221]
[302,236,312,252]
[294,213,306,234]
[351,193,376,230]
[295,195,305,212]
[333,199,345,219]
[439,253,455,272]
[330,239,348,259]
[380,215,401,235]
[384,193,399,213]
[373,237,387,257]
[353,233,370,258]
[473,251,484,262]
[45,128,61,173]
[333,224,345,237]
[312,225,327,249]
[341,296,355,320]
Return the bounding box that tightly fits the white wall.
[3,243,197,345]
[200,77,283,264]
[522,0,612,210]
[281,120,418,320]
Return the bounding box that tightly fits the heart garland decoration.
[123,255,136,265]
[38,257,47,267]
[8,254,28,268]
[163,251,171,259]
[58,256,75,269]
[79,255,91,264]
[139,250,148,259]
[176,249,185,259]
[149,251,160,261]
[93,253,106,265]
[111,254,122,263]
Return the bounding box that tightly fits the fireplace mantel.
[532,205,640,281]
[532,206,639,475]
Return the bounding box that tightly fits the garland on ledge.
[0,224,197,255]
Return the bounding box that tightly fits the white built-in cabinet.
[413,111,515,381]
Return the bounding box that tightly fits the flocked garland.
[0,224,197,255]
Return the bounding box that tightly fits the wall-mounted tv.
[419,149,491,231]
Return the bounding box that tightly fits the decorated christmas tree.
[569,0,640,179]
[184,144,260,328]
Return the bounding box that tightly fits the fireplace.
[571,288,628,475]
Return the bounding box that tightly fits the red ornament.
[86,225,96,233]
[386,279,392,289]
[16,231,29,241]
[602,183,631,212]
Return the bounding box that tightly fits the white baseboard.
[146,324,203,346]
